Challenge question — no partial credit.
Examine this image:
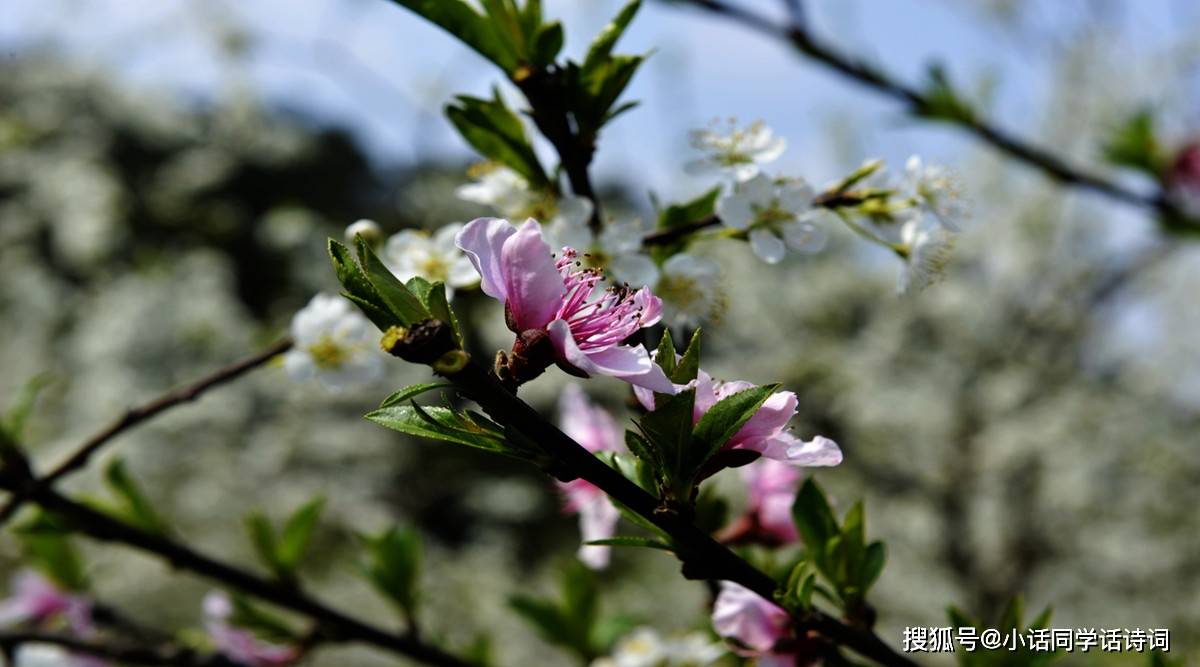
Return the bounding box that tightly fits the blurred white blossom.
[283,293,383,390]
[654,254,723,327]
[383,224,477,296]
[456,163,593,231]
[687,120,786,182]
[717,174,824,264]
[903,155,967,231]
[343,218,383,246]
[591,627,724,667]
[896,219,956,294]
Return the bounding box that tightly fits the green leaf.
[277,497,325,571]
[861,540,886,590]
[636,388,695,493]
[15,513,88,591]
[654,330,677,379]
[228,594,299,643]
[583,0,641,73]
[530,21,564,68]
[363,526,422,617]
[380,383,453,409]
[446,92,548,186]
[622,430,661,472]
[356,236,431,325]
[585,536,673,551]
[245,513,281,577]
[1102,109,1165,175]
[425,282,465,348]
[328,240,396,330]
[103,459,168,535]
[509,596,574,648]
[792,478,838,570]
[670,328,701,384]
[689,384,777,475]
[366,405,524,459]
[389,0,517,71]
[917,63,976,123]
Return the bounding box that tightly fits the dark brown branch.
[0,476,475,667]
[678,0,1186,222]
[0,631,244,667]
[0,339,294,525]
[516,70,604,231]
[407,343,918,667]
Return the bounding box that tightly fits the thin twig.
[0,475,477,667]
[0,339,294,525]
[0,631,244,667]
[677,0,1185,222]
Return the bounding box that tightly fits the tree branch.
[0,475,476,667]
[676,0,1186,222]
[414,349,918,667]
[0,339,294,525]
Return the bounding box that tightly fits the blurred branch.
[0,631,245,667]
[0,472,476,667]
[390,332,919,667]
[674,0,1187,224]
[0,339,294,525]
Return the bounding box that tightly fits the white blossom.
[686,120,786,182]
[896,218,956,294]
[456,163,593,231]
[903,155,967,231]
[591,627,724,667]
[383,223,478,297]
[548,217,658,288]
[283,293,384,391]
[716,174,824,264]
[343,218,383,246]
[654,254,722,327]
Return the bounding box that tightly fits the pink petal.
[727,388,798,451]
[455,217,516,303]
[501,219,566,331]
[585,345,675,392]
[577,495,619,569]
[558,384,622,454]
[711,582,790,653]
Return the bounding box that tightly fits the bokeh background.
[1,0,1199,664]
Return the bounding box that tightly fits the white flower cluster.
[690,120,965,292]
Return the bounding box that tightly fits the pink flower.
[636,370,842,467]
[1167,142,1200,218]
[455,218,672,392]
[0,571,95,635]
[556,384,624,569]
[204,592,300,667]
[712,582,791,661]
[742,459,803,544]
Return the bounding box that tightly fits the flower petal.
[577,495,619,570]
[455,217,516,302]
[748,229,786,264]
[784,435,842,466]
[501,220,566,330]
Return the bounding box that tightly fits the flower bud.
[344,219,383,247]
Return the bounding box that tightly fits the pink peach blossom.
[742,458,803,544]
[556,384,624,569]
[204,592,300,667]
[456,218,672,391]
[712,582,791,658]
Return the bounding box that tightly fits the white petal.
[608,253,660,288]
[781,219,826,254]
[785,435,843,466]
[716,191,755,230]
[777,179,814,212]
[748,229,786,264]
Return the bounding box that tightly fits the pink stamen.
[553,247,651,351]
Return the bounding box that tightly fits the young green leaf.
[1102,109,1164,176]
[103,459,169,535]
[14,513,88,591]
[583,0,641,73]
[362,526,422,618]
[446,92,548,186]
[531,21,565,68]
[585,536,673,551]
[356,236,431,325]
[635,388,696,491]
[379,383,453,409]
[671,328,702,384]
[277,497,325,572]
[792,478,839,569]
[389,0,517,72]
[367,405,525,459]
[244,513,281,578]
[328,240,396,330]
[689,383,776,476]
[654,329,677,379]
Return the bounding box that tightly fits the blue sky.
[2,0,1196,202]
